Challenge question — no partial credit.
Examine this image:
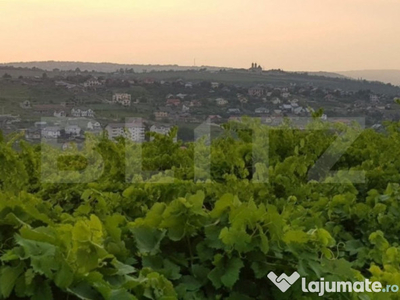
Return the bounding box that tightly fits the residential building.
[20,100,31,109]
[255,107,269,114]
[83,79,102,88]
[71,108,94,118]
[216,98,228,106]
[143,78,155,84]
[166,99,181,106]
[25,128,41,140]
[281,104,293,112]
[54,110,66,118]
[227,108,240,114]
[272,98,281,105]
[182,105,190,113]
[65,125,82,136]
[228,116,241,122]
[370,94,380,103]
[189,100,202,107]
[112,93,132,104]
[87,121,101,131]
[211,82,219,89]
[33,104,65,115]
[324,94,335,101]
[41,126,61,139]
[149,125,177,142]
[248,86,264,97]
[154,111,169,121]
[105,119,145,142]
[121,98,131,107]
[176,93,187,99]
[207,115,222,124]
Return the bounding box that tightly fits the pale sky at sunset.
[1,0,400,71]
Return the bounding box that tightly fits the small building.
[324,94,335,101]
[105,119,145,142]
[255,107,269,114]
[211,82,219,89]
[54,110,66,118]
[87,121,101,131]
[83,79,102,88]
[71,108,94,118]
[154,111,169,121]
[248,86,264,97]
[207,115,222,124]
[112,93,132,104]
[176,93,187,99]
[166,98,181,106]
[41,126,61,139]
[65,125,82,136]
[20,100,31,109]
[189,100,202,107]
[25,128,41,140]
[216,98,228,106]
[182,105,190,113]
[121,98,131,107]
[149,125,177,142]
[272,97,281,105]
[227,108,240,114]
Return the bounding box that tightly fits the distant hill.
[338,70,400,86]
[305,71,348,79]
[0,61,224,73]
[1,61,400,95]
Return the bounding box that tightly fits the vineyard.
[1,118,400,299]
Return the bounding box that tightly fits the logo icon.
[267,271,301,292]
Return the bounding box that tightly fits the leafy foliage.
[1,120,400,299]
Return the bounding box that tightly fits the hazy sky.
[1,0,400,71]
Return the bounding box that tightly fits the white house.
[87,121,101,130]
[255,107,269,114]
[370,94,380,103]
[121,99,131,107]
[149,125,177,142]
[272,98,281,105]
[211,82,219,89]
[227,108,240,114]
[53,110,66,118]
[71,108,94,118]
[216,98,228,106]
[41,126,61,139]
[84,79,102,88]
[105,119,145,142]
[293,107,304,115]
[248,86,264,97]
[65,125,82,136]
[281,104,293,112]
[182,105,190,113]
[176,93,187,99]
[112,93,131,104]
[185,82,193,88]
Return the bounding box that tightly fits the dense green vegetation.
[1,119,400,299]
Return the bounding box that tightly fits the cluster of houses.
[25,120,102,140]
[112,93,134,106]
[24,118,176,145]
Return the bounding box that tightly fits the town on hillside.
[1,63,400,148]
